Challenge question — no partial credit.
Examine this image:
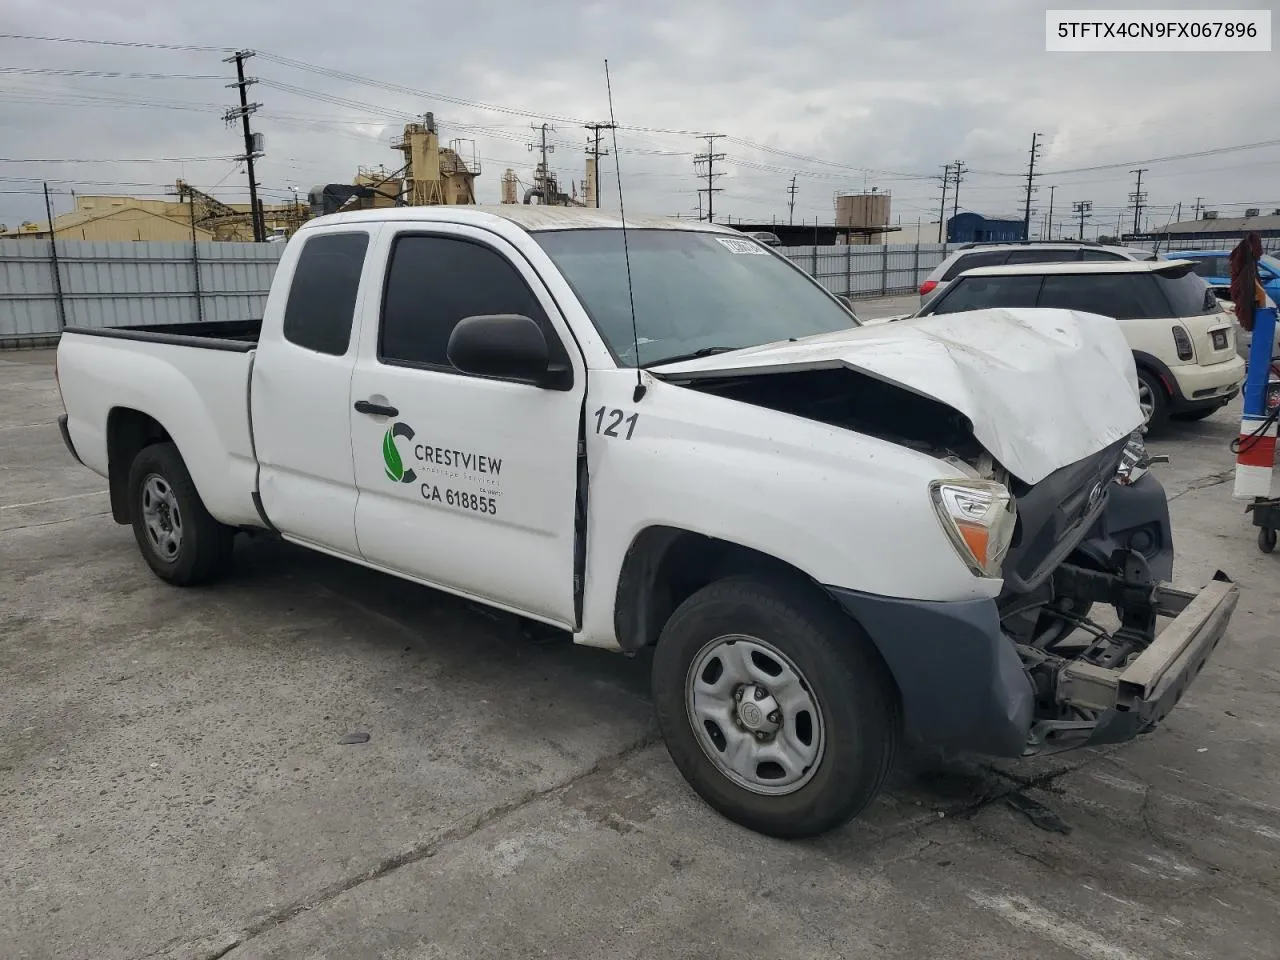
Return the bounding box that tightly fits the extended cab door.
[251,227,377,556]
[348,224,585,627]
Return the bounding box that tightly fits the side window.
[928,275,1043,314]
[379,234,567,371]
[940,250,1010,281]
[1004,249,1081,265]
[1081,249,1127,261]
[1038,274,1169,320]
[282,232,370,356]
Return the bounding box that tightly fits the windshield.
[533,228,858,368]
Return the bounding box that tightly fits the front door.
[251,227,376,556]
[348,225,585,626]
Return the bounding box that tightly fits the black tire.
[1137,368,1170,431]
[1260,527,1277,555]
[651,575,899,839]
[1172,405,1221,423]
[127,442,235,585]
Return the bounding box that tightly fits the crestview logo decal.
[380,420,504,517]
[382,422,418,484]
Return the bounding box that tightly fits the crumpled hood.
[650,307,1143,485]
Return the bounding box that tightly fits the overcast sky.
[2,0,1277,237]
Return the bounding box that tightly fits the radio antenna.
[604,59,645,402]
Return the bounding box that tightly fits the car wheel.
[651,575,899,839]
[1136,368,1170,430]
[128,442,235,585]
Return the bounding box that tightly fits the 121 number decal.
[593,406,638,440]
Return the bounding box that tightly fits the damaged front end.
[999,432,1240,755]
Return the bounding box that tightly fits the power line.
[0,67,223,80]
[0,155,238,163]
[0,33,234,52]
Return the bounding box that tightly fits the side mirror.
[447,314,570,389]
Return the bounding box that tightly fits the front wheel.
[651,576,899,839]
[128,442,235,585]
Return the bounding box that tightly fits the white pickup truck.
[55,206,1239,838]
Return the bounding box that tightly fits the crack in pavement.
[1167,469,1236,502]
[152,731,661,960]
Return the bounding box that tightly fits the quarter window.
[281,232,370,356]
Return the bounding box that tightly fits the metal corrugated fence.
[1,238,946,346]
[0,239,283,343]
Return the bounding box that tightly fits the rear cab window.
[282,232,371,356]
[1155,270,1221,318]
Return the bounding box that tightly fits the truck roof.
[299,204,736,235]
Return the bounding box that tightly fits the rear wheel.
[128,442,234,585]
[651,576,898,839]
[1137,368,1170,431]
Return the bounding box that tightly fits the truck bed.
[63,318,262,352]
[57,322,263,529]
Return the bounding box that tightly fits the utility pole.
[693,134,725,222]
[1022,133,1042,242]
[1129,167,1148,237]
[528,123,557,202]
[584,122,615,209]
[43,182,66,330]
[787,175,798,226]
[1072,200,1092,240]
[1174,201,1182,223]
[223,50,265,242]
[1045,185,1056,240]
[951,160,967,222]
[937,163,952,243]
[1193,196,1204,220]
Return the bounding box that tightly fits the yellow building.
[0,194,301,242]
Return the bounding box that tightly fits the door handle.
[354,400,399,418]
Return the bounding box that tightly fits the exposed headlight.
[929,479,1017,578]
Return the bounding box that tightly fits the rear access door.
[347,223,586,627]
[251,225,380,556]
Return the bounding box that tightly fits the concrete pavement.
[3,333,1279,960]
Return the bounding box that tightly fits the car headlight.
[929,479,1017,578]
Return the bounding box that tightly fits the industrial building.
[0,191,301,243]
[946,212,1027,244]
[1133,209,1280,245]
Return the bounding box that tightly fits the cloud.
[1,0,1275,234]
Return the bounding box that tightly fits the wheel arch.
[106,407,173,524]
[613,525,848,654]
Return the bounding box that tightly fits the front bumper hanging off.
[1050,572,1239,749]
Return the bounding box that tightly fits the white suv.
[920,242,1157,308]
[914,259,1246,428]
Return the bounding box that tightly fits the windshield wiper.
[643,345,740,368]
